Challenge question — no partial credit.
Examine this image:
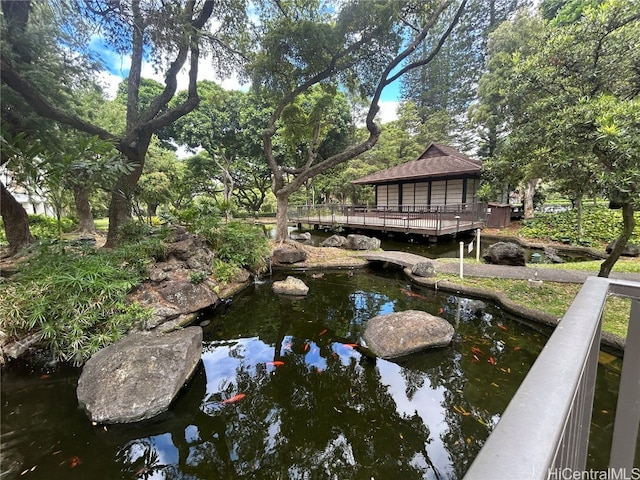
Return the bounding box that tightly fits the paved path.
[363,250,640,284]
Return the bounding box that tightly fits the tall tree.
[165,82,272,217]
[401,0,532,145]
[1,0,245,247]
[1,0,96,251]
[0,129,39,253]
[474,0,640,276]
[252,0,469,241]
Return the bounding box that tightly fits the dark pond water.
[0,268,627,479]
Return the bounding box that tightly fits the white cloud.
[376,100,399,124]
[96,70,123,99]
[137,54,248,94]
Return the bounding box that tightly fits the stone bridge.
[362,251,430,269]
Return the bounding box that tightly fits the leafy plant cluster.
[0,237,165,365]
[519,206,640,247]
[0,215,77,244]
[173,200,269,278]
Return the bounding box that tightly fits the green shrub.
[213,258,240,284]
[29,214,77,238]
[174,200,269,273]
[0,215,77,244]
[0,239,159,365]
[189,270,208,284]
[519,206,640,247]
[214,221,269,272]
[172,199,221,245]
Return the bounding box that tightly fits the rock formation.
[345,234,381,250]
[272,245,309,264]
[272,276,310,295]
[411,260,436,278]
[363,310,454,359]
[482,242,526,266]
[76,327,202,423]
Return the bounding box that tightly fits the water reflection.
[111,271,548,479]
[0,270,628,479]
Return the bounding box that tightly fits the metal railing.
[289,203,487,235]
[464,277,640,479]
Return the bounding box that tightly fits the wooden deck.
[289,203,486,239]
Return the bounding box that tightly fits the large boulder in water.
[272,276,309,296]
[482,242,526,266]
[345,234,381,251]
[76,327,202,424]
[321,234,347,248]
[363,310,454,359]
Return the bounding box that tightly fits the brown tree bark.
[73,184,95,233]
[104,160,144,249]
[523,178,538,219]
[1,180,33,254]
[599,202,636,278]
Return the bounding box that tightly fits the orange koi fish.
[69,456,81,468]
[471,346,484,356]
[343,343,359,349]
[488,357,496,365]
[438,308,444,314]
[267,361,285,367]
[497,324,508,331]
[319,329,328,336]
[513,346,521,352]
[400,288,428,300]
[222,393,246,405]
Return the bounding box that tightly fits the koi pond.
[0,268,627,479]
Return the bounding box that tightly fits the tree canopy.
[251,0,469,240]
[1,0,245,247]
[473,0,640,276]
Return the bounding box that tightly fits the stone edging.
[403,268,625,355]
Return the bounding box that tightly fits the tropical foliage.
[519,206,640,247]
[0,236,167,364]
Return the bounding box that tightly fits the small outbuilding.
[352,143,483,212]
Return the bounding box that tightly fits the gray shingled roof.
[352,143,482,185]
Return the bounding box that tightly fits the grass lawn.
[94,218,109,232]
[435,261,635,338]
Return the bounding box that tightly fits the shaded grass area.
[437,273,631,339]
[534,257,640,274]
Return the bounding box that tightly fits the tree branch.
[0,54,117,142]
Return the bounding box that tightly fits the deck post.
[459,241,464,279]
[609,297,640,470]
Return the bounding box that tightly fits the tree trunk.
[73,185,95,233]
[147,203,158,219]
[274,193,290,242]
[599,202,636,278]
[104,154,145,248]
[575,194,583,239]
[1,180,33,253]
[523,178,538,219]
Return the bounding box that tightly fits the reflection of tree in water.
[112,272,549,479]
[193,336,439,479]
